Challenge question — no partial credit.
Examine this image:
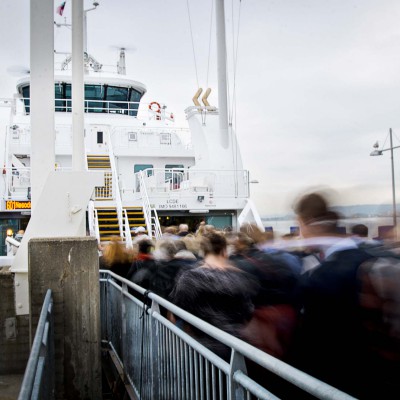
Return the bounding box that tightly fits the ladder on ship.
[124,207,146,232]
[96,207,121,242]
[87,154,113,200]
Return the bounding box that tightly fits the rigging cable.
[206,0,215,90]
[186,0,200,90]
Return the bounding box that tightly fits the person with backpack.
[291,191,387,398]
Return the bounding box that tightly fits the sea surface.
[263,217,395,239]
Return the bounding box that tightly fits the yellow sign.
[6,200,31,210]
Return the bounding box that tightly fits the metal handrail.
[100,270,356,400]
[138,170,162,240]
[107,131,124,238]
[123,208,133,248]
[18,289,54,400]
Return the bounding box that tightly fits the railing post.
[228,349,247,400]
[150,300,161,400]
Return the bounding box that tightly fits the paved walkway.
[0,375,23,400]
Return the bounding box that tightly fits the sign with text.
[158,199,188,209]
[6,200,31,210]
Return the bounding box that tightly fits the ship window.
[21,83,143,116]
[128,132,137,141]
[97,131,103,144]
[106,86,129,114]
[129,88,141,117]
[134,164,153,192]
[55,83,65,112]
[21,86,30,114]
[85,85,104,113]
[64,84,72,112]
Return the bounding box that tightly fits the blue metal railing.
[18,289,55,400]
[100,270,356,400]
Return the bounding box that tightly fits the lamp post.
[370,128,400,231]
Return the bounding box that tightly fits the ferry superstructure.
[0,1,262,258]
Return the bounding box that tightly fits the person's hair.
[182,235,201,257]
[295,192,340,234]
[102,237,132,267]
[239,223,264,244]
[178,224,189,232]
[200,231,227,256]
[138,239,154,254]
[294,192,329,224]
[157,239,178,259]
[165,226,178,235]
[351,224,368,237]
[174,239,187,252]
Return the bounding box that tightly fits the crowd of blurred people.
[99,192,400,399]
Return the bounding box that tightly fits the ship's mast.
[215,0,229,149]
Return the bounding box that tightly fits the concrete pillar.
[29,238,101,400]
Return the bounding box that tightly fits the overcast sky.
[1,0,400,216]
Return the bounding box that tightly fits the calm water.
[264,217,395,239]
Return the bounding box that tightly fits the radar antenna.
[117,48,126,75]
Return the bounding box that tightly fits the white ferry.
[0,1,262,260]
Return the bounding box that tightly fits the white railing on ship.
[17,97,177,121]
[141,168,250,198]
[107,131,125,238]
[2,167,31,200]
[88,200,101,243]
[138,170,162,240]
[122,209,133,248]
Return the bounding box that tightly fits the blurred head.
[239,223,264,244]
[154,239,178,260]
[294,192,339,237]
[200,231,227,257]
[351,224,368,238]
[138,239,154,254]
[164,226,178,235]
[178,223,189,233]
[102,237,133,266]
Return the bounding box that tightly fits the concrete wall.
[0,267,30,374]
[29,237,101,400]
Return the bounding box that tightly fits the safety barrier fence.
[18,289,55,400]
[100,270,356,400]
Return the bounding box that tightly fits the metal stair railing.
[107,131,124,240]
[123,208,133,248]
[88,200,100,243]
[138,170,162,240]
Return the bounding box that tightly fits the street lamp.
[370,128,400,231]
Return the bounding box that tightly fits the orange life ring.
[149,101,161,113]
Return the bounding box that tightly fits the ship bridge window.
[21,86,30,114]
[105,86,129,114]
[19,83,143,116]
[85,84,105,113]
[129,88,141,116]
